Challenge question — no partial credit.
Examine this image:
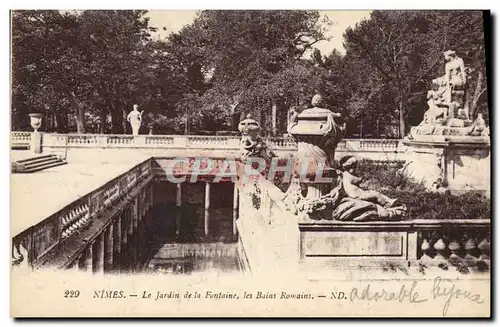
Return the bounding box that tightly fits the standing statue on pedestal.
[409,50,488,138]
[127,104,143,136]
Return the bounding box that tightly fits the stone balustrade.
[264,136,297,150]
[236,178,301,274]
[12,132,408,152]
[10,151,491,277]
[418,227,490,271]
[11,131,32,149]
[237,177,491,276]
[11,159,154,271]
[298,218,490,276]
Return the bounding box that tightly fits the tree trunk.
[230,102,239,131]
[54,112,65,133]
[67,92,86,134]
[109,101,123,134]
[398,98,405,139]
[470,69,485,119]
[184,105,188,135]
[122,108,128,135]
[99,106,107,134]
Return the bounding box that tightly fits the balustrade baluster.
[464,239,478,267]
[432,238,448,266]
[448,240,463,266]
[478,238,490,261]
[420,238,433,265]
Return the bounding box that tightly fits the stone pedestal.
[403,136,490,193]
[31,132,42,154]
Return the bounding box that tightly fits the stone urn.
[28,113,43,154]
[28,113,43,132]
[287,94,346,199]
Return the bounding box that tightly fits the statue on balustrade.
[127,104,143,136]
[409,50,488,138]
[284,155,406,221]
[237,114,274,162]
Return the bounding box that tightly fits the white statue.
[127,104,143,136]
[444,50,467,88]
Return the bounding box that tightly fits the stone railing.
[237,177,490,276]
[265,136,297,150]
[11,158,154,270]
[13,132,409,153]
[11,131,32,149]
[337,138,404,152]
[416,221,490,271]
[298,218,490,276]
[236,178,300,274]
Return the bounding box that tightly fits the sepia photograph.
[9,8,491,318]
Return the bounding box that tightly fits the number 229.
[64,290,80,298]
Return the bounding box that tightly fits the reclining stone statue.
[284,156,407,221]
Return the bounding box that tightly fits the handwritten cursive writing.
[350,281,427,304]
[431,276,484,316]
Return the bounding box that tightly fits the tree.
[12,10,162,134]
[12,10,79,131]
[169,10,333,134]
[342,10,488,137]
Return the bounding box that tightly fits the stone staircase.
[12,154,67,173]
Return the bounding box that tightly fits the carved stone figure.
[289,156,407,222]
[468,112,487,136]
[421,90,446,125]
[409,50,489,138]
[127,104,143,136]
[237,114,274,162]
[340,156,397,207]
[444,50,467,88]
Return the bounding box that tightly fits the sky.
[146,10,372,55]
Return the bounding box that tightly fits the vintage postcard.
[10,9,491,317]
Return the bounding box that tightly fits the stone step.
[17,160,67,173]
[22,158,64,170]
[16,154,55,164]
[21,156,60,167]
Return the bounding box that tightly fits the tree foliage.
[11,10,489,137]
[342,10,488,137]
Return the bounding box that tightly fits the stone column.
[133,198,139,230]
[128,203,137,270]
[94,233,105,274]
[113,216,122,271]
[121,210,129,271]
[128,205,134,236]
[79,244,93,273]
[204,182,210,236]
[233,183,238,235]
[69,256,80,271]
[175,183,182,236]
[121,211,128,247]
[105,224,114,272]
